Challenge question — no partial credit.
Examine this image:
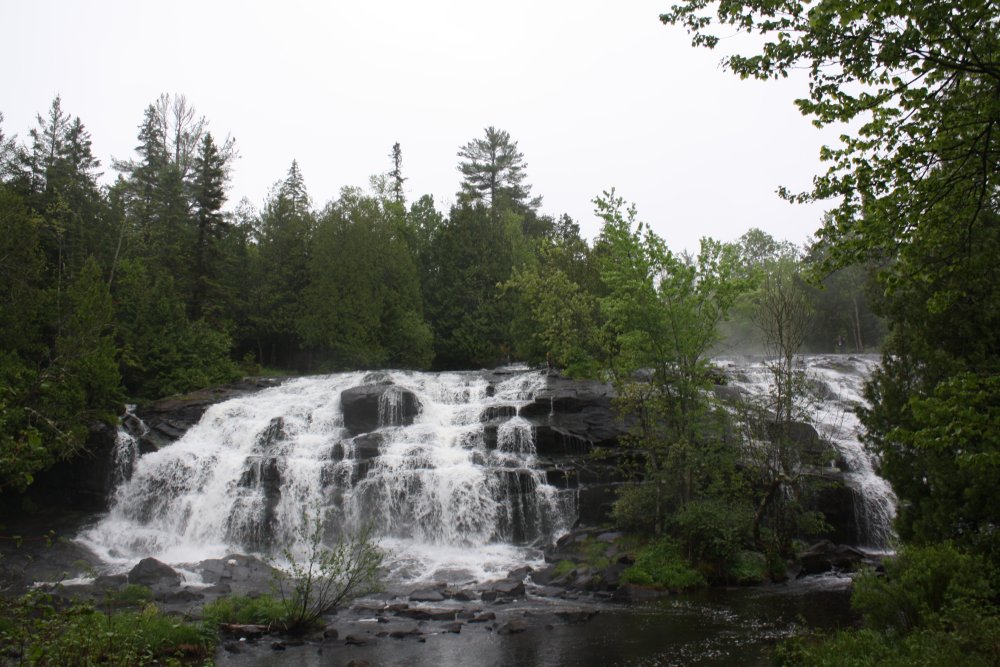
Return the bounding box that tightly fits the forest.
[1,0,998,662]
[0,96,880,494]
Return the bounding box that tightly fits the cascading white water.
[718,354,896,550]
[79,369,575,582]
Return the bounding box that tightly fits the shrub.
[273,513,385,635]
[202,594,286,629]
[674,498,752,581]
[621,538,705,590]
[612,484,659,533]
[0,591,213,665]
[851,543,993,633]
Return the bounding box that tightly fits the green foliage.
[505,231,604,376]
[299,186,432,369]
[661,1,1000,276]
[424,203,517,369]
[776,544,1000,666]
[115,259,239,399]
[593,191,751,531]
[674,498,753,581]
[202,594,286,628]
[552,559,577,579]
[611,484,660,533]
[457,126,537,211]
[621,538,705,591]
[852,544,994,634]
[0,591,213,666]
[728,550,769,586]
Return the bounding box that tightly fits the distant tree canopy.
[0,95,881,492]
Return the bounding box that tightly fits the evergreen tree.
[190,132,229,320]
[255,161,314,367]
[389,142,406,206]
[300,187,432,369]
[457,127,539,212]
[424,203,515,368]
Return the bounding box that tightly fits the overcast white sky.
[3,0,838,252]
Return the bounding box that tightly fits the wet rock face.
[341,384,422,435]
[127,557,181,587]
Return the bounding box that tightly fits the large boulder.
[128,557,182,588]
[517,376,625,452]
[341,385,421,435]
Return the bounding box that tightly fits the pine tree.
[457,127,538,212]
[190,132,229,319]
[389,142,406,206]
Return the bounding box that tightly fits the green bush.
[728,550,769,585]
[852,543,993,633]
[0,591,213,666]
[621,538,705,590]
[612,484,659,533]
[776,544,1000,665]
[674,498,752,581]
[202,594,286,628]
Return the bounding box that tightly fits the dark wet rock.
[395,607,456,621]
[137,378,286,451]
[195,554,279,596]
[441,621,463,634]
[154,587,204,604]
[128,558,181,587]
[798,540,866,575]
[345,661,371,667]
[447,588,475,601]
[344,635,367,646]
[598,563,629,590]
[457,609,477,620]
[323,627,339,640]
[223,641,242,653]
[497,619,528,635]
[94,573,128,589]
[270,641,286,650]
[469,611,496,623]
[389,625,421,639]
[506,565,533,581]
[533,585,566,598]
[577,483,625,525]
[341,384,421,435]
[350,433,384,461]
[409,588,446,602]
[596,531,624,543]
[481,405,517,422]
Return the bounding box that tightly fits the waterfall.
[110,405,143,489]
[79,369,575,582]
[718,354,896,550]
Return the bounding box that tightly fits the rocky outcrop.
[136,378,287,452]
[341,384,421,435]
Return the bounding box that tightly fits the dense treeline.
[0,96,875,493]
[660,0,1000,663]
